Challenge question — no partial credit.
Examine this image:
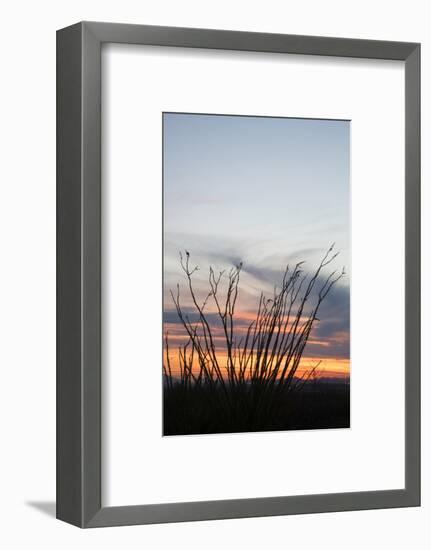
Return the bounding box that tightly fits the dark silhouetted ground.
[163,379,350,436]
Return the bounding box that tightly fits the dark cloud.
[314,283,350,336]
[164,308,253,330]
[306,282,350,358]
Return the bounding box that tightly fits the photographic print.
[163,112,350,436]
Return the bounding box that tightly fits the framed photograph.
[57,21,420,527]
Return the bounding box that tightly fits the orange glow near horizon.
[163,348,349,380]
[163,303,350,381]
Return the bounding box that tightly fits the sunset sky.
[163,113,350,379]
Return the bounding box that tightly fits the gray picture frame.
[57,21,421,528]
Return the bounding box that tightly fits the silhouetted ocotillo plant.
[163,245,345,423]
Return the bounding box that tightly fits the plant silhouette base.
[163,379,350,436]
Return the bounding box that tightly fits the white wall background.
[0,1,428,548]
